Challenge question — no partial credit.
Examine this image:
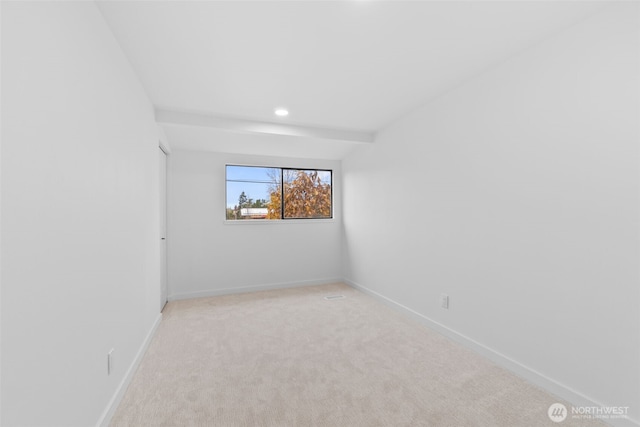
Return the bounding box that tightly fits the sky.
[226,166,277,208]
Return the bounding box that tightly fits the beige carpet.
[110,283,605,427]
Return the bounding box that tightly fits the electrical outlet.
[107,349,114,375]
[440,293,449,309]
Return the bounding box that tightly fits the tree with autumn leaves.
[266,170,331,219]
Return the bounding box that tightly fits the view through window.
[226,165,332,220]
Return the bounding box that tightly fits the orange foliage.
[266,170,331,219]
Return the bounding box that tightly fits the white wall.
[343,3,639,423]
[2,3,161,426]
[0,0,3,421]
[168,150,342,299]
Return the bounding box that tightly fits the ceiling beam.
[155,109,375,144]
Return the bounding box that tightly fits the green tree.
[252,199,267,208]
[238,191,249,208]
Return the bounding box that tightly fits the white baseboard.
[343,278,639,427]
[168,277,342,302]
[96,313,163,427]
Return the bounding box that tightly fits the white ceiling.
[97,0,607,159]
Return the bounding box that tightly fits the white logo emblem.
[548,403,568,423]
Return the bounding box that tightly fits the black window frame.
[225,165,333,221]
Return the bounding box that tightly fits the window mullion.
[280,168,285,219]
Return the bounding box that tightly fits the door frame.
[159,144,169,311]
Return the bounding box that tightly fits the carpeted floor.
[110,283,606,426]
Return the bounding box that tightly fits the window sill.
[223,218,336,225]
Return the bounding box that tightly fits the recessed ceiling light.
[275,108,289,117]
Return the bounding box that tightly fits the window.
[226,165,332,221]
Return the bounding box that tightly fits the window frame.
[225,164,334,222]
